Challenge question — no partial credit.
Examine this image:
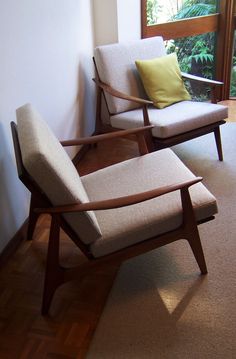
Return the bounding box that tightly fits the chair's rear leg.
[27,195,40,240]
[42,214,64,315]
[214,126,223,161]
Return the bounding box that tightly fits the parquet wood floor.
[0,138,139,359]
[0,213,119,359]
[0,100,235,359]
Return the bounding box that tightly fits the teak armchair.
[11,104,218,315]
[94,36,228,160]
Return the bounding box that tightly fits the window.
[146,0,218,25]
[141,0,235,100]
[230,4,236,97]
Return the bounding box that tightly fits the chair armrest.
[35,177,202,214]
[93,78,153,105]
[60,126,154,146]
[181,72,223,87]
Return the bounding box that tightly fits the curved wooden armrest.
[60,126,154,147]
[93,78,153,105]
[35,177,202,214]
[181,72,223,87]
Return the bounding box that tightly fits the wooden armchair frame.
[11,122,213,315]
[93,58,226,161]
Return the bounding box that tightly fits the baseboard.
[0,219,28,270]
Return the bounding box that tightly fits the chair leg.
[187,229,208,275]
[27,195,40,240]
[95,85,103,135]
[181,187,208,275]
[214,126,223,161]
[41,214,64,315]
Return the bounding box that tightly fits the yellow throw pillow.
[135,53,191,109]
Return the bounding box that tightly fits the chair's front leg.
[214,126,224,161]
[181,187,208,275]
[142,105,154,152]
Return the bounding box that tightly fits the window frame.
[141,0,235,100]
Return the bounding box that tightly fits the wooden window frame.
[141,0,235,100]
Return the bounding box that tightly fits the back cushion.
[16,104,102,244]
[94,36,166,115]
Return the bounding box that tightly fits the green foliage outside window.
[146,0,162,25]
[230,34,236,97]
[146,0,218,100]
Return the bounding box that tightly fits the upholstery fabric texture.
[81,149,218,258]
[94,36,227,134]
[135,53,191,109]
[110,101,228,138]
[16,104,102,245]
[94,36,166,114]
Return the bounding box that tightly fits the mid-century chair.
[11,104,218,315]
[94,36,228,160]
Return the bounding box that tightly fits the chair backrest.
[16,104,102,245]
[94,36,166,115]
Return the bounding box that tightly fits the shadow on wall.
[0,122,29,253]
[56,56,96,159]
[53,0,97,145]
[76,56,96,138]
[55,55,96,147]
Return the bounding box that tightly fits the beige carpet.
[86,124,236,359]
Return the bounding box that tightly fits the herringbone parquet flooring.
[0,137,139,359]
[0,212,119,358]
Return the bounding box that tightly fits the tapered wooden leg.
[187,231,208,274]
[142,105,155,152]
[42,214,64,315]
[27,196,40,240]
[214,126,223,161]
[95,85,103,135]
[181,187,208,275]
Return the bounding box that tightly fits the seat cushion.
[16,104,102,244]
[81,149,217,258]
[94,36,166,115]
[135,53,191,109]
[110,101,228,138]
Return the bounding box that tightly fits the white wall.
[0,0,141,254]
[0,0,96,253]
[92,0,118,46]
[92,0,141,47]
[117,0,141,42]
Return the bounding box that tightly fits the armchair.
[11,104,217,315]
[94,36,228,160]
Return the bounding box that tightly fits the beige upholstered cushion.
[81,149,217,258]
[110,101,228,138]
[94,36,166,115]
[16,104,102,244]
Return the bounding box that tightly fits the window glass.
[147,0,218,26]
[230,30,236,97]
[166,32,216,100]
